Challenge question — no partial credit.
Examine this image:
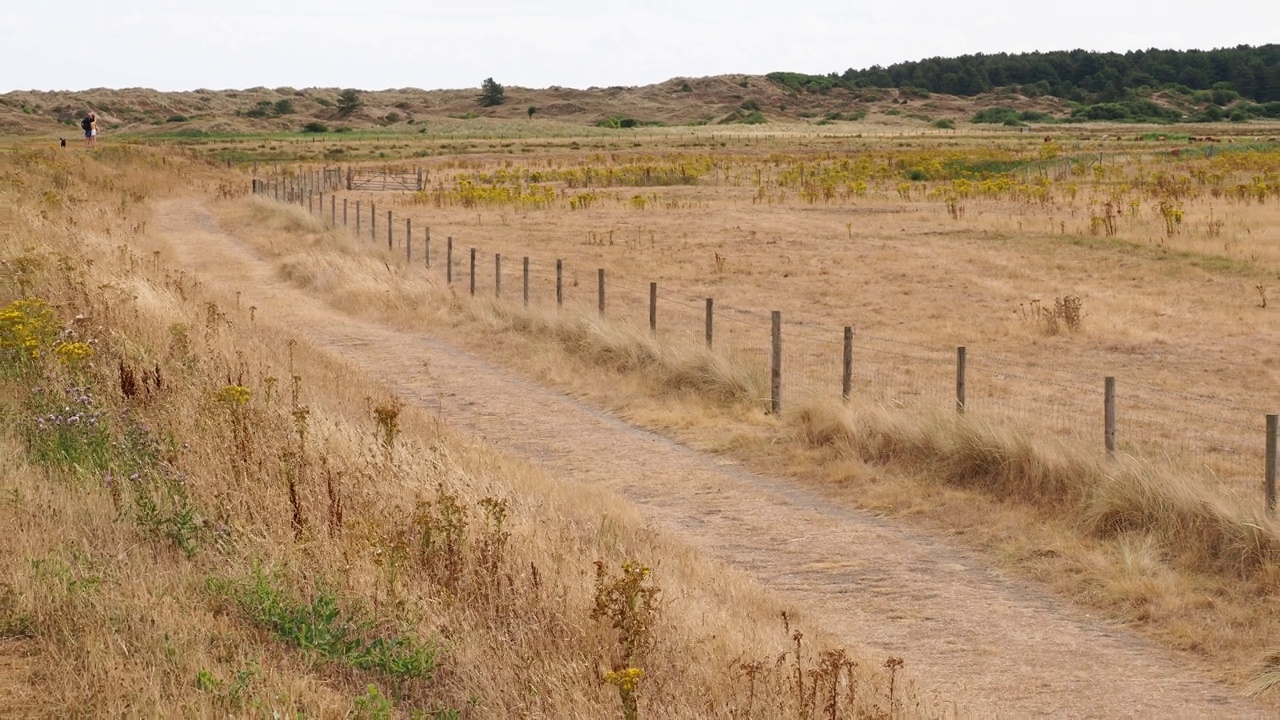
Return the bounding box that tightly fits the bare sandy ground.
[154,198,1269,717]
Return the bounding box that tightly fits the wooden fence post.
[1105,376,1117,458]
[355,201,361,233]
[318,192,323,217]
[649,282,657,333]
[956,346,967,414]
[469,248,476,296]
[370,202,376,241]
[770,311,782,415]
[1266,413,1277,515]
[405,219,412,262]
[495,254,502,298]
[308,191,313,214]
[446,237,453,284]
[842,326,853,402]
[705,298,714,348]
[387,210,393,249]
[556,259,563,308]
[597,269,605,315]
[331,195,336,225]
[424,228,431,268]
[522,257,529,306]
[343,198,348,226]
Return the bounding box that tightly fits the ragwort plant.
[593,560,661,720]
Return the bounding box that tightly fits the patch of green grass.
[22,382,112,473]
[1051,234,1263,277]
[216,568,437,679]
[353,685,394,719]
[5,362,208,557]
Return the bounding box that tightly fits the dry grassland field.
[1,120,1278,716]
[249,126,1279,499]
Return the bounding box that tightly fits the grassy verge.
[211,194,1279,699]
[0,146,924,715]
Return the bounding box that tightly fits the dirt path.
[155,198,1267,717]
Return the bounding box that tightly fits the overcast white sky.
[2,1,1275,92]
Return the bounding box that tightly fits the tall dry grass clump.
[789,397,1280,581]
[474,298,769,407]
[218,199,772,409]
[0,149,929,715]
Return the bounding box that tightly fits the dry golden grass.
[0,147,931,715]
[204,129,1280,700]
[319,133,1278,502]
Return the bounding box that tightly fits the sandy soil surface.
[153,197,1269,717]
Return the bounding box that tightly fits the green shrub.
[932,118,955,129]
[596,114,640,129]
[245,101,274,119]
[1210,84,1239,106]
[479,77,506,107]
[274,99,295,115]
[1017,110,1056,123]
[336,89,362,116]
[166,115,188,123]
[1070,100,1182,123]
[971,106,1019,124]
[765,72,834,94]
[302,122,329,133]
[740,99,761,112]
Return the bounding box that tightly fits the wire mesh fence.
[254,180,1279,514]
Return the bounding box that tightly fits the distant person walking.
[81,112,97,148]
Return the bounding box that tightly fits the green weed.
[220,568,437,679]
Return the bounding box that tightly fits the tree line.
[770,45,1280,104]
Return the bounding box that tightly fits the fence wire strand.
[259,182,1276,509]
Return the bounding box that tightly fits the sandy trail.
[155,198,1266,717]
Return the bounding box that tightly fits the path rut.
[155,198,1267,717]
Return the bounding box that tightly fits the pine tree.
[479,78,506,107]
